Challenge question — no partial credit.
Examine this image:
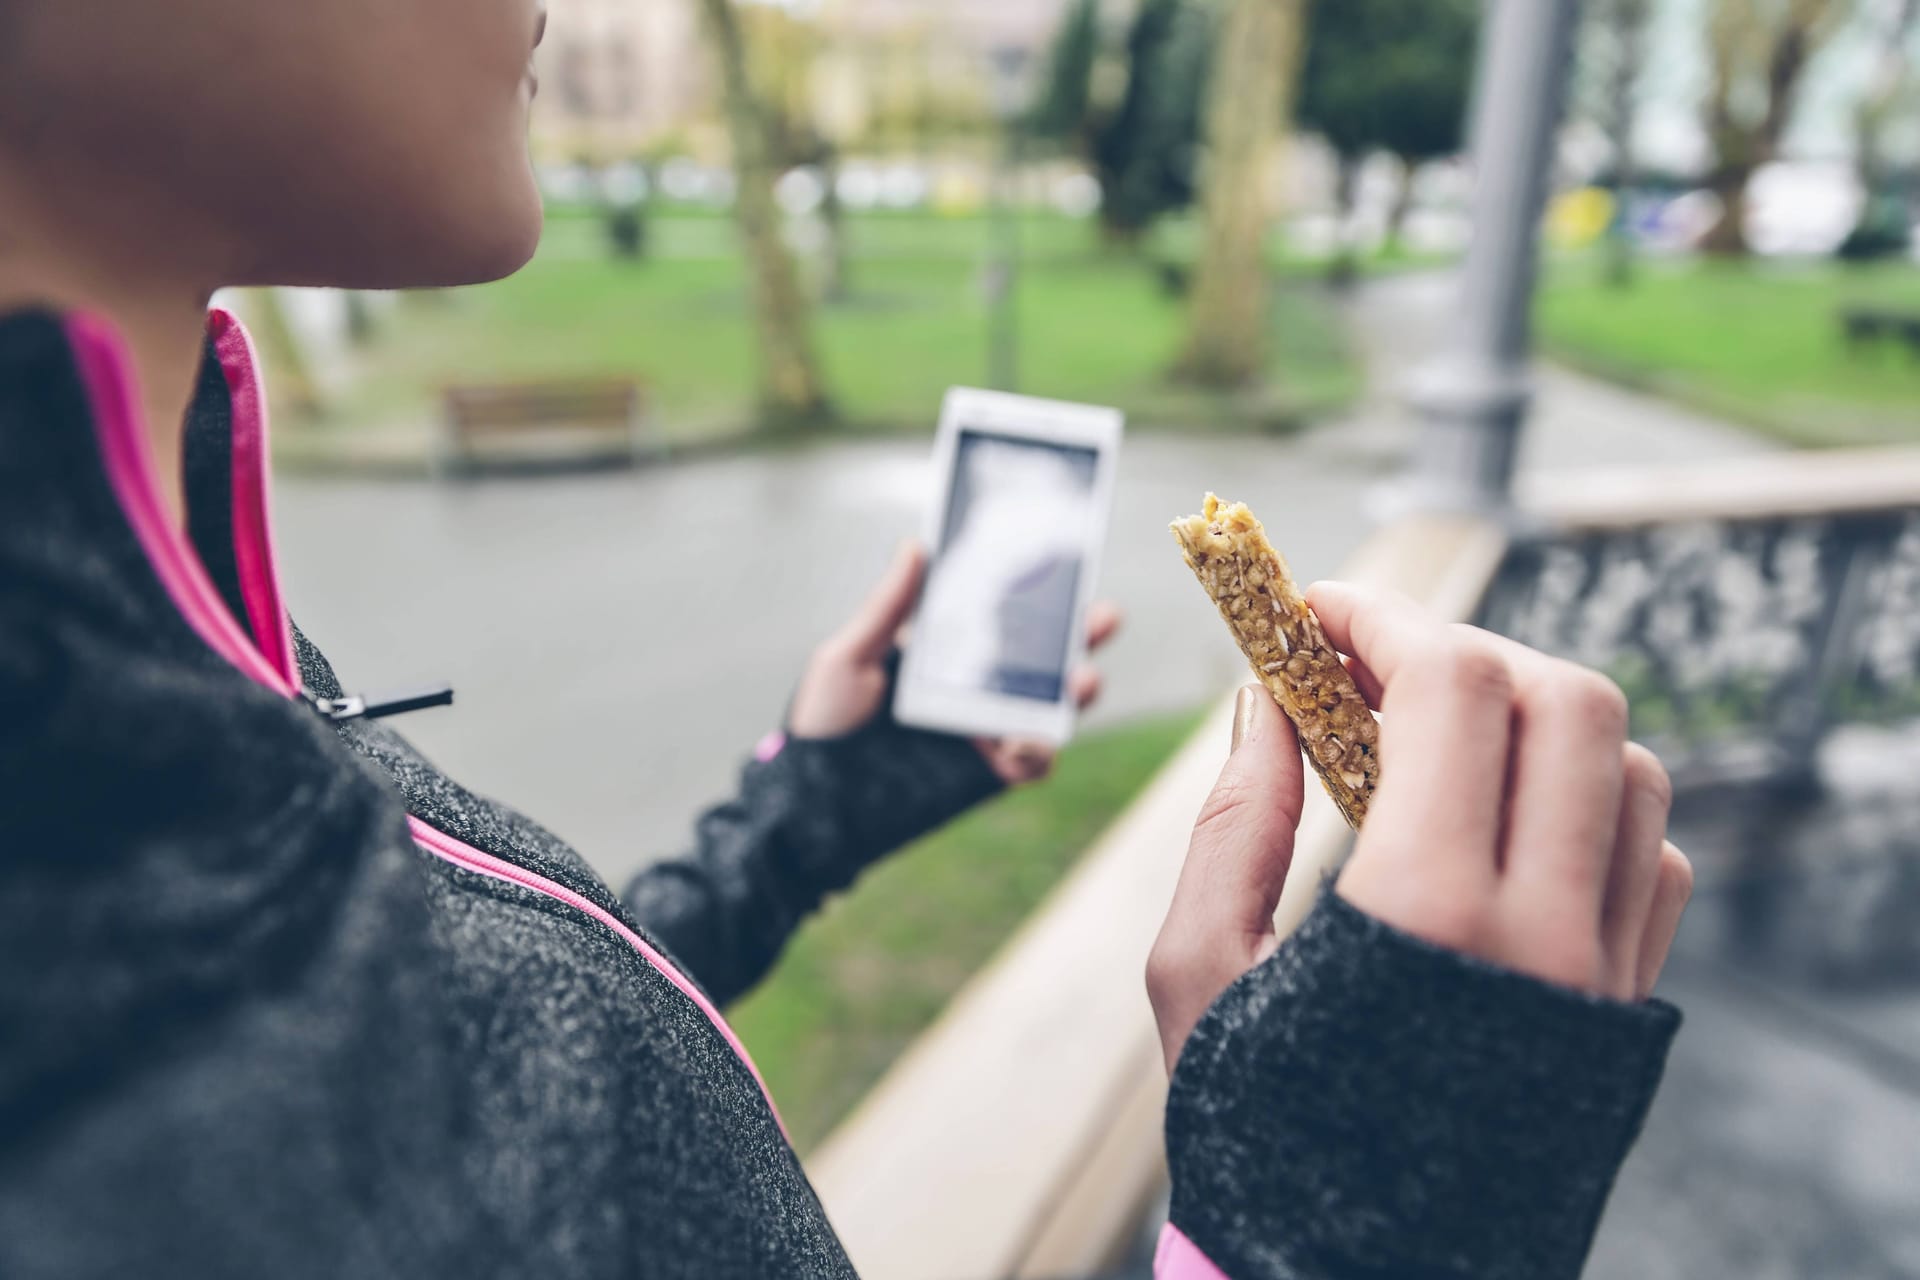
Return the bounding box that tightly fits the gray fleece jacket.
[0,307,1680,1280]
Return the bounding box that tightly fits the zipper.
[66,308,786,1137]
[302,684,456,724]
[406,817,787,1136]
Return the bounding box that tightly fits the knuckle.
[1539,667,1629,736]
[1428,634,1513,704]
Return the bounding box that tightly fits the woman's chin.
[428,178,546,286]
[311,184,545,291]
[465,193,546,284]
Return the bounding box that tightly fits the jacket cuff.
[745,710,1003,896]
[1165,889,1681,1280]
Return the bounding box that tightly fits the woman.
[0,5,1692,1278]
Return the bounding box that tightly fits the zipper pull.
[302,684,455,724]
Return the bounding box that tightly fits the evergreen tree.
[1093,0,1214,243]
[1027,0,1215,245]
[1839,0,1917,261]
[1297,0,1478,252]
[1028,0,1101,145]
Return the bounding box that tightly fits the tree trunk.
[1174,0,1306,388]
[1700,0,1754,256]
[819,145,849,304]
[1383,156,1417,254]
[246,288,324,419]
[343,290,377,346]
[1699,0,1839,258]
[1700,165,1754,257]
[1602,0,1650,287]
[694,0,833,429]
[1326,150,1360,290]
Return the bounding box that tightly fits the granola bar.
[1172,494,1379,829]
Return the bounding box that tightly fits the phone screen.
[914,428,1100,703]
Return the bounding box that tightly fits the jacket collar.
[185,308,297,690]
[0,305,297,697]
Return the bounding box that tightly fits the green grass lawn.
[312,208,1358,448]
[1539,257,1920,448]
[726,706,1204,1154]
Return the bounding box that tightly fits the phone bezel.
[893,387,1124,746]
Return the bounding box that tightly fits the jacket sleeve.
[621,705,1003,1008]
[1160,889,1682,1280]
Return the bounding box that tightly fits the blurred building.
[533,0,1101,157]
[809,0,1090,146]
[534,0,708,155]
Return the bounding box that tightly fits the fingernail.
[1232,686,1261,752]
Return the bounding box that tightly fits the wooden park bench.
[438,378,653,475]
[1838,306,1920,361]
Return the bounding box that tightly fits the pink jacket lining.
[1154,1224,1233,1280]
[62,309,785,1136]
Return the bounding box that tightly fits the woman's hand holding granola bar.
[1149,571,1693,1073]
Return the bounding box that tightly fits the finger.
[1306,580,1455,695]
[1339,653,1386,709]
[1303,586,1515,875]
[1345,630,1513,895]
[1443,626,1634,904]
[1150,690,1304,1069]
[1635,843,1693,999]
[1600,744,1671,999]
[982,737,1055,786]
[1165,689,1305,949]
[835,542,926,660]
[1085,601,1123,652]
[1068,664,1103,711]
[1499,663,1628,941]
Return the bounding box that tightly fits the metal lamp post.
[1403,0,1584,516]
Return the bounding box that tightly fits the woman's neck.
[0,256,211,531]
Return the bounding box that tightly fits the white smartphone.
[893,388,1123,746]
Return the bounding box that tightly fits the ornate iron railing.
[1480,510,1920,790]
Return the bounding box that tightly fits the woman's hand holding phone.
[1147,580,1694,1074]
[786,542,1122,785]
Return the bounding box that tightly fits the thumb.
[1149,687,1306,1070]
[1177,687,1307,950]
[835,541,926,661]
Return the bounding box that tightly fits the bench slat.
[438,378,651,470]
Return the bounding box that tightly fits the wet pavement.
[1587,725,1920,1279]
[273,270,1765,886]
[274,431,1381,880]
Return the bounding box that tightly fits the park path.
[274,268,1765,882]
[276,273,1920,1272]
